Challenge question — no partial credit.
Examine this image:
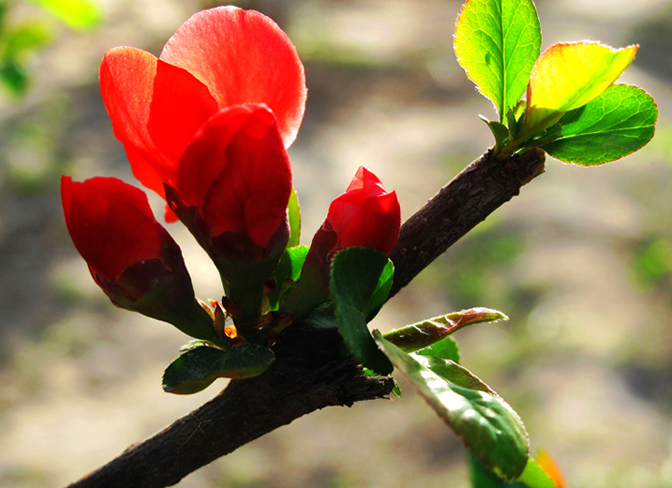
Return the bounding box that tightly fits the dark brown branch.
[67,148,546,488]
[68,329,395,488]
[388,148,545,298]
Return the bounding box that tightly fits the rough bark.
[67,148,546,488]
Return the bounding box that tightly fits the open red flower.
[61,176,217,342]
[100,6,306,201]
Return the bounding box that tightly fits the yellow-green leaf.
[524,42,638,135]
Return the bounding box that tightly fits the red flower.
[282,167,400,318]
[169,104,291,253]
[61,176,217,342]
[325,166,401,255]
[99,6,306,206]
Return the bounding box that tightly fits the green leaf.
[288,188,301,248]
[293,301,337,330]
[470,455,558,488]
[0,59,29,96]
[365,259,394,321]
[331,248,394,375]
[162,343,275,394]
[524,42,638,135]
[29,0,102,30]
[268,245,310,310]
[482,117,512,153]
[375,332,529,479]
[383,307,508,353]
[454,0,541,119]
[518,458,559,488]
[416,336,461,363]
[541,84,658,165]
[5,23,53,55]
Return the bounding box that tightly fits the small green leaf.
[416,336,461,363]
[506,101,527,138]
[541,84,658,165]
[29,0,102,30]
[268,245,310,310]
[288,188,301,248]
[454,0,541,119]
[375,332,529,479]
[162,343,275,394]
[482,117,512,152]
[383,308,508,353]
[524,42,638,135]
[331,248,394,375]
[470,454,558,488]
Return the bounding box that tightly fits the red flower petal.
[61,176,163,280]
[160,7,307,148]
[177,104,292,249]
[337,191,400,254]
[326,167,400,255]
[100,47,218,196]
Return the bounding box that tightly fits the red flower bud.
[61,176,217,343]
[172,104,292,253]
[282,167,400,318]
[99,6,306,203]
[166,104,291,291]
[324,166,401,255]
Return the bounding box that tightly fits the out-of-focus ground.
[1,0,672,486]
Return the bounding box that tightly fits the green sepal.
[267,245,310,311]
[287,188,301,248]
[162,343,275,395]
[374,332,529,479]
[331,247,394,375]
[383,307,508,353]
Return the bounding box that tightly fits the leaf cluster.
[455,0,657,165]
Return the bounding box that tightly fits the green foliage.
[162,344,275,394]
[330,247,394,375]
[383,308,508,353]
[29,0,102,31]
[375,332,529,479]
[633,238,672,285]
[455,0,656,165]
[541,84,658,165]
[0,21,51,95]
[454,0,541,120]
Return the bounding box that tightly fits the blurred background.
[0,0,671,486]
